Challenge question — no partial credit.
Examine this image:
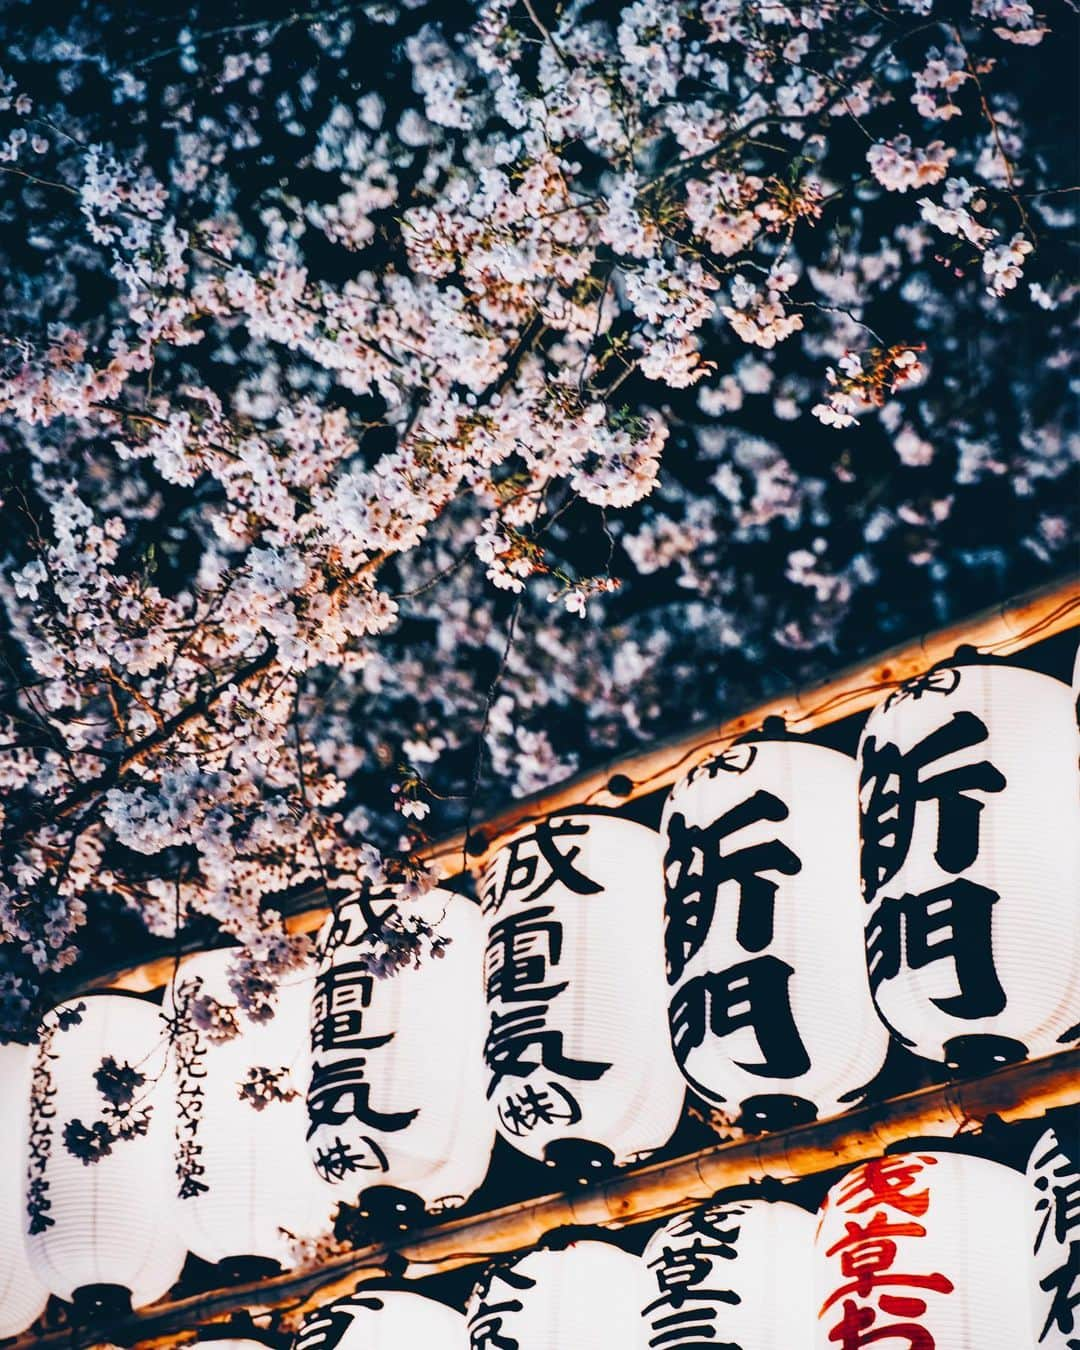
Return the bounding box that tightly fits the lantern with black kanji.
[0,1042,49,1338]
[660,737,890,1130]
[1027,1122,1080,1348]
[306,887,494,1219]
[23,994,185,1316]
[813,1150,1033,1349]
[293,1288,469,1349]
[641,1192,816,1348]
[467,1238,650,1348]
[165,949,334,1272]
[858,661,1080,1073]
[481,812,684,1172]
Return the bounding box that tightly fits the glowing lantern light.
[660,737,890,1129]
[814,1150,1033,1349]
[306,888,494,1218]
[294,1288,469,1349]
[468,1239,650,1348]
[165,950,334,1270]
[641,1193,816,1348]
[0,1043,49,1338]
[1027,1124,1080,1348]
[481,812,684,1171]
[858,661,1080,1072]
[24,994,185,1314]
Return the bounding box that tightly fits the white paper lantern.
[306,888,493,1214]
[813,1150,1033,1349]
[0,1042,49,1338]
[857,661,1080,1071]
[1027,1123,1080,1348]
[641,1194,816,1348]
[481,812,684,1168]
[660,738,890,1129]
[467,1239,651,1348]
[293,1288,469,1349]
[164,950,335,1269]
[24,994,185,1311]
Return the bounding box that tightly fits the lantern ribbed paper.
[468,1240,651,1348]
[293,1289,469,1349]
[165,950,334,1268]
[661,738,889,1128]
[307,888,493,1211]
[24,994,185,1308]
[1027,1124,1080,1349]
[813,1151,1033,1349]
[858,662,1080,1070]
[641,1194,816,1348]
[481,812,684,1167]
[0,1042,49,1337]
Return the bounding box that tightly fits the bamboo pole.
[15,1048,1079,1350]
[72,572,1080,999]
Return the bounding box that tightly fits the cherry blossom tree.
[0,0,1075,1037]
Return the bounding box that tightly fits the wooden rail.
[14,1048,1079,1350]
[71,572,1080,999]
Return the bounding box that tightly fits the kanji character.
[860,711,1006,900]
[669,955,810,1079]
[663,792,802,982]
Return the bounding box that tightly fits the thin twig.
[128,3,369,68]
[461,595,523,876]
[519,0,571,72]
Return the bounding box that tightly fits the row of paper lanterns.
[310,658,1079,1198]
[103,1136,1080,1349]
[1,656,1077,1334]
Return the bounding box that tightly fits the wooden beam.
[16,1047,1079,1350]
[71,573,1079,999]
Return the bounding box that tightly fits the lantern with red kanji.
[858,661,1080,1073]
[813,1150,1033,1349]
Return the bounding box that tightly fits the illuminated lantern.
[0,1043,49,1338]
[660,737,890,1129]
[24,994,185,1314]
[306,888,494,1217]
[813,1150,1033,1349]
[467,1239,650,1348]
[858,661,1080,1072]
[481,812,684,1171]
[1027,1123,1080,1348]
[165,950,334,1270]
[641,1193,816,1348]
[294,1288,469,1349]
